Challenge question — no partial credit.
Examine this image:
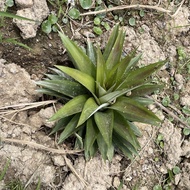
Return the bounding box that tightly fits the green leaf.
[127,121,142,137]
[103,24,119,60]
[49,95,88,121]
[0,11,35,22]
[139,10,145,17]
[85,118,99,153]
[58,114,81,143]
[93,26,103,35]
[58,32,96,77]
[116,53,142,86]
[36,79,87,98]
[117,61,165,90]
[96,133,108,160]
[129,17,136,26]
[173,166,181,175]
[36,88,67,99]
[182,105,190,115]
[87,39,96,65]
[41,20,52,34]
[48,14,58,24]
[68,8,80,19]
[56,65,95,95]
[77,97,99,127]
[113,132,134,160]
[162,96,171,107]
[105,30,125,72]
[0,159,10,181]
[110,96,160,125]
[86,141,98,159]
[3,37,32,51]
[79,0,93,9]
[99,87,138,104]
[94,110,114,146]
[183,128,190,136]
[106,143,114,161]
[153,185,163,190]
[96,82,107,97]
[50,116,72,135]
[5,0,14,7]
[94,17,101,25]
[79,0,92,9]
[131,84,164,96]
[49,67,73,79]
[113,112,140,149]
[96,47,106,88]
[131,97,154,106]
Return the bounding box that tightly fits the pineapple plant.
[37,25,165,160]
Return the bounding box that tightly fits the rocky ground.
[0,0,190,190]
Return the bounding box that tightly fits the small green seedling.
[79,0,93,9]
[162,96,171,107]
[156,133,164,148]
[183,128,190,136]
[68,8,80,19]
[41,13,58,34]
[177,46,186,61]
[129,17,136,26]
[139,10,145,17]
[93,26,103,35]
[173,93,179,101]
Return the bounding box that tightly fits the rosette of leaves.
[37,25,165,161]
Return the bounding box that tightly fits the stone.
[52,155,65,166]
[14,0,49,39]
[15,0,33,8]
[180,95,190,106]
[159,119,182,169]
[0,63,37,107]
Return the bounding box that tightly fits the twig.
[54,136,88,187]
[171,0,185,17]
[147,96,190,129]
[64,155,89,187]
[0,100,57,116]
[1,138,83,155]
[80,4,172,16]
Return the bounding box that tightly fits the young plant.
[37,25,165,160]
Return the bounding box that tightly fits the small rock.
[39,107,55,128]
[113,176,121,188]
[15,0,33,8]
[0,180,5,189]
[160,119,182,168]
[181,140,190,158]
[180,95,190,106]
[140,187,148,190]
[167,6,189,35]
[174,173,181,185]
[159,165,168,174]
[52,155,65,166]
[14,0,49,39]
[175,74,184,90]
[0,0,5,11]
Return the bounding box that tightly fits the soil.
[0,0,190,190]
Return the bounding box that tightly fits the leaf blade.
[49,95,88,121]
[58,31,96,77]
[94,110,114,146]
[56,65,95,95]
[77,97,99,127]
[110,96,160,125]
